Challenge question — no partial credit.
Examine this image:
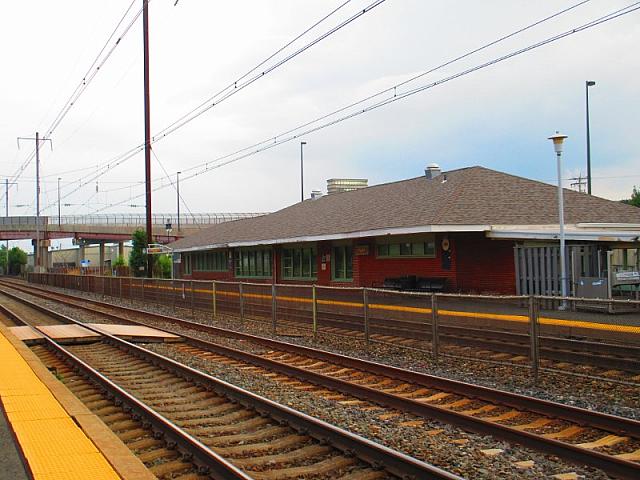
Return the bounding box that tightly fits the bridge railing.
[0,213,266,227]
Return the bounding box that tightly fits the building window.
[332,245,353,281]
[376,235,436,258]
[183,253,192,274]
[234,248,272,277]
[282,246,317,279]
[192,251,227,271]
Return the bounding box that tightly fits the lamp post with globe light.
[549,131,569,308]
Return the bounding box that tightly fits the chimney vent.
[425,163,441,179]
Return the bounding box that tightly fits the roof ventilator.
[424,163,441,179]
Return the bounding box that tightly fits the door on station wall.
[331,244,353,282]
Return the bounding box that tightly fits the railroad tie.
[615,448,640,461]
[576,434,629,449]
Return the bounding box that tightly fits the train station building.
[170,165,640,296]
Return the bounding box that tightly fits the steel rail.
[2,283,640,479]
[4,310,251,479]
[10,278,640,371]
[1,285,460,480]
[16,276,640,365]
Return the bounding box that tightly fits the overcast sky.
[1,0,639,242]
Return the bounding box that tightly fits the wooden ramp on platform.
[8,323,180,345]
[85,323,181,343]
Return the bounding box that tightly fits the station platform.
[8,323,181,345]
[0,324,154,480]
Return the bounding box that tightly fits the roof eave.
[172,224,490,252]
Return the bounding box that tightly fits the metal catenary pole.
[529,295,540,382]
[212,281,217,319]
[239,282,245,323]
[271,283,277,333]
[363,287,370,345]
[16,134,51,273]
[431,293,439,362]
[4,178,17,273]
[312,284,318,340]
[190,280,195,316]
[142,0,153,278]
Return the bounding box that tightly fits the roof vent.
[310,190,323,200]
[425,163,441,179]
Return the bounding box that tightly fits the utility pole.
[142,0,153,278]
[176,171,181,232]
[4,179,17,274]
[17,133,52,273]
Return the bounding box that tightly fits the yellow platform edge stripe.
[0,329,121,480]
[126,282,640,335]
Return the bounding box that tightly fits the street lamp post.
[549,131,569,308]
[57,177,61,226]
[585,80,596,195]
[300,141,307,202]
[176,171,181,232]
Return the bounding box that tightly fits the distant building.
[326,178,368,195]
[27,244,131,271]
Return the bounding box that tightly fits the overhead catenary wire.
[44,0,590,206]
[151,149,201,229]
[87,1,640,214]
[41,0,385,211]
[8,0,143,193]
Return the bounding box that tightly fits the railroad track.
[2,282,640,478]
[3,298,458,480]
[230,300,640,374]
[17,276,640,374]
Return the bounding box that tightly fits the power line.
[88,1,640,213]
[41,0,386,208]
[8,1,143,192]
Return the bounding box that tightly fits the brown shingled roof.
[171,166,640,251]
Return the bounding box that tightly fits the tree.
[113,255,126,267]
[129,229,148,277]
[154,254,172,279]
[622,186,640,207]
[0,245,28,275]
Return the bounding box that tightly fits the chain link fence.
[27,272,640,379]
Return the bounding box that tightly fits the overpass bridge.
[1,213,266,271]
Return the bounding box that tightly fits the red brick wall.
[354,235,458,289]
[180,233,516,294]
[455,233,516,294]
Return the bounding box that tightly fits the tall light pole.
[549,131,568,308]
[300,141,307,202]
[585,80,596,195]
[176,171,181,232]
[57,177,62,226]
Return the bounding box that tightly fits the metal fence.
[27,273,640,380]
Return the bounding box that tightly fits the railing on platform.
[26,272,640,382]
